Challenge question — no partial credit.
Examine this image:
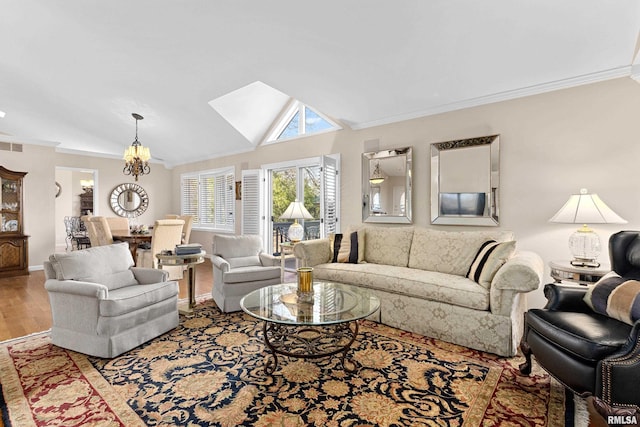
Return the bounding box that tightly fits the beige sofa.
[293,226,543,357]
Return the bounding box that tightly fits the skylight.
[267,101,340,143]
[208,81,341,147]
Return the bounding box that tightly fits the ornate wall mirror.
[110,183,149,217]
[362,146,412,224]
[431,135,499,226]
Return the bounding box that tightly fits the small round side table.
[549,260,610,286]
[156,250,206,314]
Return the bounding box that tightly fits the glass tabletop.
[240,281,380,326]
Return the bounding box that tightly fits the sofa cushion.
[49,243,138,291]
[223,265,281,284]
[525,309,630,362]
[584,272,640,325]
[312,262,490,311]
[228,255,261,268]
[214,234,262,259]
[100,280,179,317]
[364,227,414,267]
[467,240,516,289]
[408,229,514,276]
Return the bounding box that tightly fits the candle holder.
[296,267,314,303]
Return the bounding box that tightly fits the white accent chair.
[211,234,281,312]
[44,242,179,358]
[137,219,185,279]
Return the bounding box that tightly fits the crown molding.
[351,66,633,130]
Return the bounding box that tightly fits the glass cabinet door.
[1,177,21,233]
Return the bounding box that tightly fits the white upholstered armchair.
[44,242,179,358]
[211,234,281,312]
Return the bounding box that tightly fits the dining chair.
[137,219,185,279]
[165,214,194,243]
[87,216,114,246]
[80,215,98,247]
[106,216,130,234]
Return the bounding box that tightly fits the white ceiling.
[1,1,639,168]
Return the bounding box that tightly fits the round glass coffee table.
[240,281,380,374]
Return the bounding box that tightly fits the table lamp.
[279,199,313,242]
[549,188,627,267]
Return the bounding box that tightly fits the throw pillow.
[466,240,516,289]
[330,231,359,264]
[583,272,640,325]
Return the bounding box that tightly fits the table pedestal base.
[261,321,359,374]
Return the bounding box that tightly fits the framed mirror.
[431,135,499,226]
[362,147,412,224]
[110,183,149,217]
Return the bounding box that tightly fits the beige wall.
[1,147,173,268]
[172,77,640,308]
[3,77,639,309]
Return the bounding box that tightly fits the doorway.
[54,167,98,252]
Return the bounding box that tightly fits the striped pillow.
[467,240,516,289]
[584,272,640,325]
[330,232,359,264]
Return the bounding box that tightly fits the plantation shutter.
[213,174,225,227]
[224,172,235,229]
[321,155,339,236]
[199,173,216,225]
[242,169,263,235]
[181,175,199,223]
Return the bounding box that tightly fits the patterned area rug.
[1,298,571,426]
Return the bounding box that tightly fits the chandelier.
[369,161,385,185]
[123,113,151,181]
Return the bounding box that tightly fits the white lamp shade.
[550,189,626,266]
[549,189,627,224]
[279,200,313,220]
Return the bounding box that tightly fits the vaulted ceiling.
[1,1,639,167]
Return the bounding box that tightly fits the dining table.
[111,229,152,263]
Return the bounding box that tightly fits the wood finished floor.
[0,258,606,426]
[0,259,214,342]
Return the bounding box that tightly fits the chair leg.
[519,341,533,375]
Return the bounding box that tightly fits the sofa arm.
[543,283,592,312]
[45,279,108,299]
[260,252,280,267]
[293,238,332,267]
[490,250,543,316]
[131,267,169,284]
[211,255,230,273]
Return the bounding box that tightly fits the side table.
[280,242,298,281]
[549,260,610,286]
[156,250,206,314]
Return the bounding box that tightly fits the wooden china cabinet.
[0,166,29,277]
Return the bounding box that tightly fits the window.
[181,167,235,231]
[266,101,340,143]
[244,155,339,253]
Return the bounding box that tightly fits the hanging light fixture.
[123,113,151,181]
[369,161,385,185]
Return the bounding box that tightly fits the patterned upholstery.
[294,226,543,357]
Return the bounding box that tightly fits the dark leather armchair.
[520,231,640,416]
